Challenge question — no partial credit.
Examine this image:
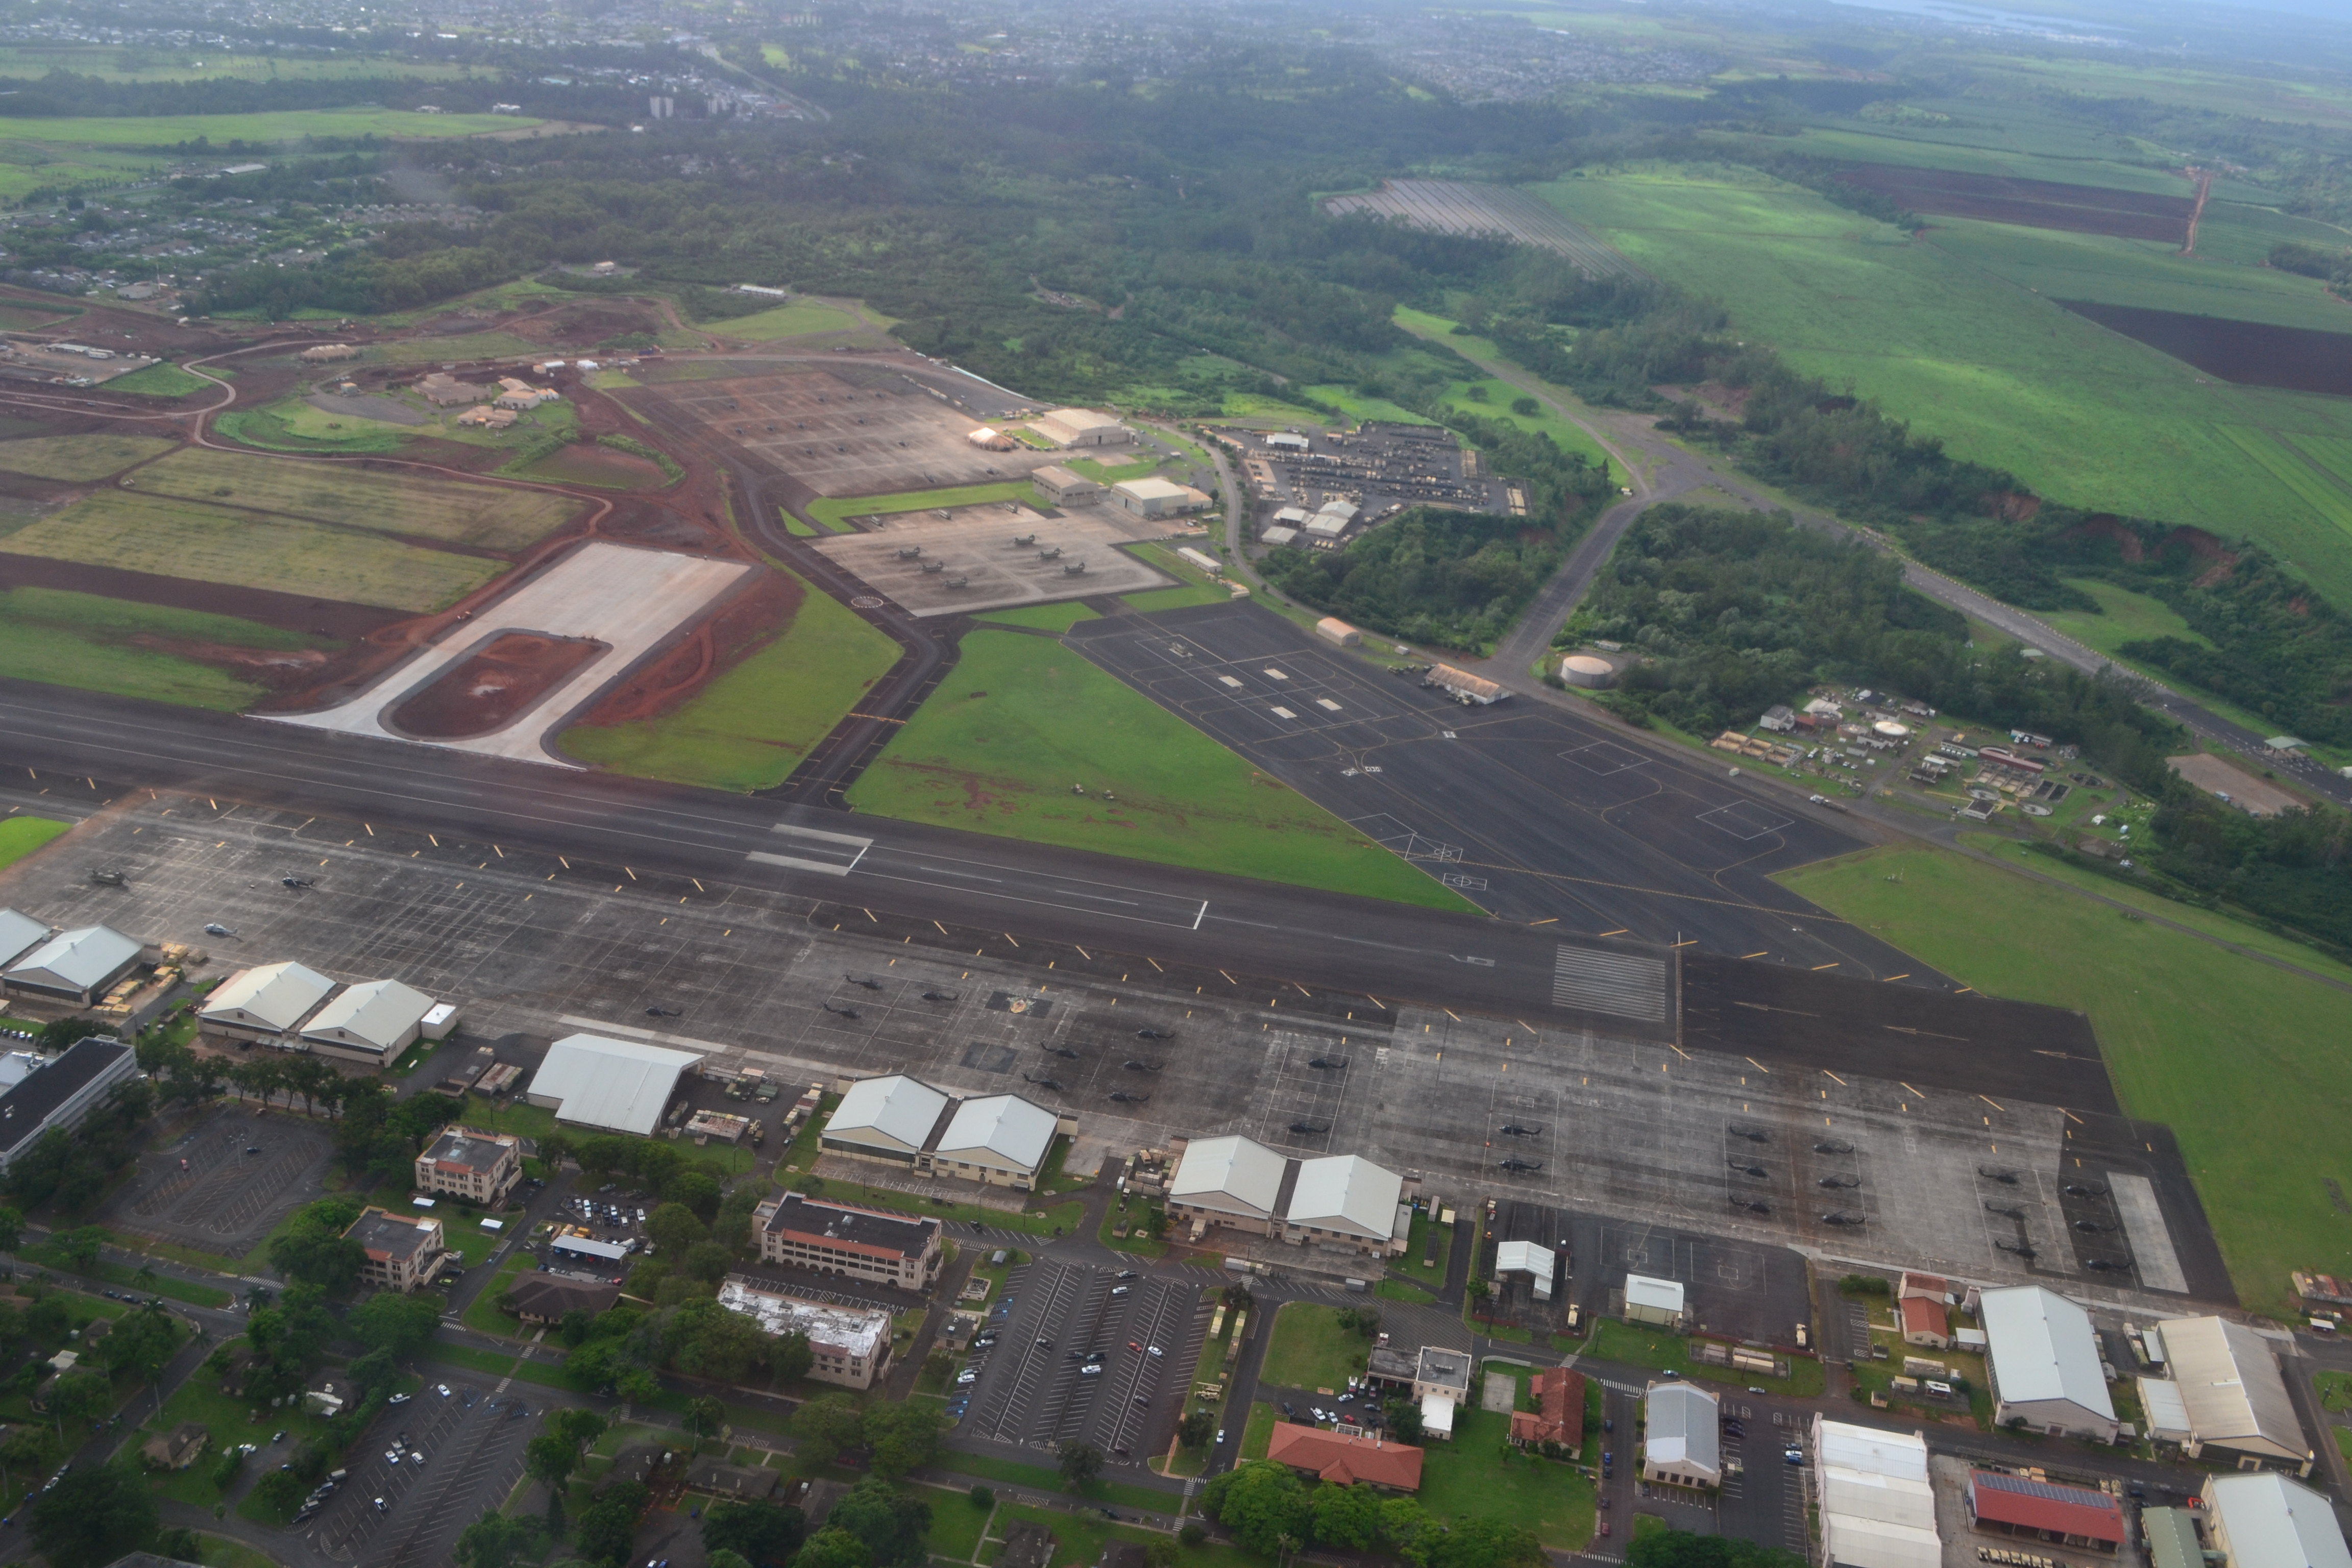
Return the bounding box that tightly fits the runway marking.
[1551,944,1668,1022]
[1316,698,1342,712]
[1558,741,1650,776]
[1698,801,1797,841]
[1270,706,1296,720]
[746,821,873,876]
[1218,676,1242,688]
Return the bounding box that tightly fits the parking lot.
[299,1380,536,1567]
[808,503,1172,616]
[957,1258,1209,1466]
[1569,1217,1813,1348]
[104,1105,333,1255]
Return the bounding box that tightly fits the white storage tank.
[1560,653,1616,689]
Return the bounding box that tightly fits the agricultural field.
[0,584,338,709]
[1,489,503,611]
[1781,843,2352,1315]
[0,432,174,481]
[131,447,581,549]
[711,299,860,340]
[559,571,900,790]
[0,107,541,144]
[844,629,1474,909]
[0,46,488,81]
[1532,161,2352,606]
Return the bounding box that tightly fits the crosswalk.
[1552,944,1668,1022]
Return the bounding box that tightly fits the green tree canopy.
[703,1499,808,1567]
[793,1527,873,1568]
[1202,1461,1312,1556]
[28,1460,158,1568]
[827,1478,931,1568]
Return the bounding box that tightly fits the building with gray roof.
[1981,1285,2117,1441]
[525,1033,699,1137]
[0,909,48,971]
[2204,1474,2351,1568]
[1644,1381,1722,1489]
[4,924,144,1006]
[301,976,435,1062]
[1167,1134,1409,1257]
[0,1035,138,1173]
[199,960,336,1042]
[820,1074,1064,1190]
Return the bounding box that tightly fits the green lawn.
[1258,1302,1373,1392]
[463,1254,537,1336]
[1579,1319,1822,1398]
[1533,161,2352,608]
[2314,1371,2352,1413]
[17,1246,230,1307]
[981,1503,1259,1568]
[806,481,1046,533]
[926,1484,996,1561]
[0,584,342,711]
[0,815,69,870]
[1419,1406,1595,1550]
[102,363,212,398]
[977,601,1100,632]
[1238,1399,1277,1461]
[811,1176,1083,1237]
[926,1452,1174,1515]
[1301,385,1437,426]
[560,569,901,790]
[846,630,1476,911]
[1119,542,1232,613]
[140,1355,334,1507]
[1781,843,2352,1314]
[716,300,859,340]
[0,108,539,143]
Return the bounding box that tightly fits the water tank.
[1560,653,1616,689]
[1872,719,1911,739]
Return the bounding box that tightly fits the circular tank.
[1560,654,1616,689]
[1872,719,1911,739]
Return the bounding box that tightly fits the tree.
[794,1528,873,1568]
[252,1466,307,1517]
[685,1394,728,1441]
[550,1407,609,1452]
[1145,1539,1178,1568]
[1202,1461,1311,1556]
[646,1201,707,1255]
[703,1499,807,1566]
[101,1301,179,1419]
[712,1554,757,1568]
[1626,1529,1810,1568]
[1178,1410,1215,1450]
[268,1197,366,1292]
[455,1509,541,1568]
[1057,1439,1102,1488]
[44,1367,110,1436]
[1309,1482,1383,1549]
[1384,1396,1424,1444]
[771,1330,814,1384]
[28,1460,157,1568]
[790,1393,867,1465]
[37,1017,113,1054]
[828,1481,929,1568]
[968,1486,993,1508]
[572,1480,649,1568]
[665,1168,723,1220]
[684,1240,736,1286]
[863,1401,943,1480]
[350,1289,444,1358]
[56,1225,106,1272]
[526,1433,586,1524]
[1426,1515,1546,1568]
[0,1423,53,1497]
[664,1296,770,1382]
[0,1204,22,1254]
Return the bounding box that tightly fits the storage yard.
[1216,420,1523,547]
[806,501,1177,615]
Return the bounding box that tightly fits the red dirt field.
[520,442,671,489]
[2057,300,2352,396]
[572,567,804,726]
[1834,164,2192,243]
[388,631,610,738]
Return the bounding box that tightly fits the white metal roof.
[1116,476,1192,501]
[1646,1382,1721,1475]
[1169,1134,1286,1218]
[1980,1286,2114,1422]
[826,1074,950,1154]
[2159,1316,2308,1458]
[2209,1474,2352,1568]
[1494,1240,1555,1277]
[1420,1390,1455,1436]
[1285,1154,1402,1240]
[936,1093,1057,1171]
[302,977,434,1050]
[1815,1418,1930,1483]
[527,1034,698,1136]
[5,924,141,993]
[201,961,336,1032]
[1625,1273,1686,1314]
[720,1280,891,1358]
[2139,1377,2192,1440]
[1823,1511,1944,1568]
[0,909,47,969]
[1043,407,1121,431]
[1816,1416,1938,1568]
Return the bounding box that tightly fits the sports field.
[1533,162,2352,606]
[559,572,900,790]
[0,107,539,144]
[0,433,174,481]
[846,629,1475,909]
[2,491,503,611]
[0,585,334,710]
[0,815,70,871]
[133,448,579,549]
[1781,843,2352,1314]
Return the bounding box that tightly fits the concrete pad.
[808,505,1174,615]
[1482,1370,1519,1413]
[264,541,749,768]
[2168,752,2300,817]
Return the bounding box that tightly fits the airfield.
[808,501,1175,615]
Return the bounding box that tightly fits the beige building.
[1030,408,1128,448]
[717,1279,893,1389]
[302,976,435,1063]
[817,1074,1066,1190]
[346,1207,450,1293]
[1032,464,1105,506]
[2153,1317,2314,1475]
[414,1126,522,1207]
[754,1192,943,1290]
[1112,477,1212,518]
[1164,1135,1409,1258]
[198,960,335,1044]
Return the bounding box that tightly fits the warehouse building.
[1981,1285,2118,1441]
[2201,1473,2352,1568]
[4,923,146,1007]
[818,1074,1066,1190]
[301,976,436,1062]
[1966,1471,2126,1552]
[717,1278,894,1389]
[414,1127,522,1207]
[754,1192,943,1290]
[550,1232,631,1279]
[1623,1273,1686,1329]
[1113,476,1212,518]
[1164,1134,1410,1257]
[199,960,336,1043]
[1493,1239,1557,1300]
[1030,408,1129,448]
[0,1036,139,1174]
[1166,1134,1288,1236]
[345,1207,450,1293]
[1813,1416,1940,1568]
[525,1033,700,1137]
[0,909,48,970]
[2150,1316,2313,1474]
[1032,464,1104,506]
[1644,1381,1722,1490]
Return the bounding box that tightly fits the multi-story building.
[413,1126,522,1207]
[717,1278,893,1390]
[345,1207,450,1293]
[752,1192,942,1291]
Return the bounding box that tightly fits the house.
[1814,1416,1941,1568]
[344,1207,449,1293]
[494,386,554,410]
[414,1126,522,1206]
[683,1457,779,1499]
[457,405,519,428]
[1509,1365,1586,1452]
[1899,1271,1950,1303]
[1644,1381,1722,1490]
[608,1444,668,1485]
[1759,704,1797,733]
[503,1273,621,1325]
[2202,1473,2352,1568]
[999,1522,1060,1568]
[1981,1285,2117,1441]
[753,1192,943,1290]
[1900,1295,1950,1349]
[1967,1471,2126,1552]
[1032,464,1104,506]
[1030,408,1128,448]
[818,1074,1065,1190]
[1624,1273,1686,1329]
[1112,477,1211,518]
[1264,1423,1424,1491]
[0,1036,140,1175]
[199,960,336,1043]
[2153,1316,2314,1474]
[303,976,435,1063]
[141,1420,211,1470]
[415,372,488,406]
[716,1279,894,1389]
[4,923,146,1006]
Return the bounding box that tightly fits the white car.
[956,1370,978,1384]
[436,1384,452,1397]
[388,1393,411,1405]
[1146,1345,1163,1357]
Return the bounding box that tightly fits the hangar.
[2202,1474,2351,1568]
[818,1073,1065,1189]
[200,960,336,1043]
[0,909,47,970]
[300,977,436,1063]
[1812,1416,1940,1568]
[4,923,144,1007]
[1981,1286,2117,1441]
[1167,1133,1288,1235]
[525,1033,700,1137]
[1165,1135,1408,1256]
[934,1094,1060,1188]
[2151,1316,2314,1475]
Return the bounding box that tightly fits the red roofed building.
[752,1192,943,1291]
[1967,1471,2126,1552]
[1265,1424,1424,1491]
[1509,1366,1587,1453]
[1901,1294,1951,1349]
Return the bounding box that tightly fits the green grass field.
[214,398,416,455]
[1533,161,2352,607]
[0,47,487,81]
[1419,1407,1595,1549]
[805,480,1046,532]
[3,490,503,611]
[103,362,211,398]
[714,300,859,340]
[1301,385,1436,426]
[1258,1302,1370,1391]
[2032,577,2217,658]
[134,446,578,550]
[976,601,1099,631]
[846,630,1476,910]
[0,107,540,144]
[0,815,69,870]
[0,432,174,480]
[0,585,335,709]
[560,570,900,790]
[1781,843,2352,1314]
